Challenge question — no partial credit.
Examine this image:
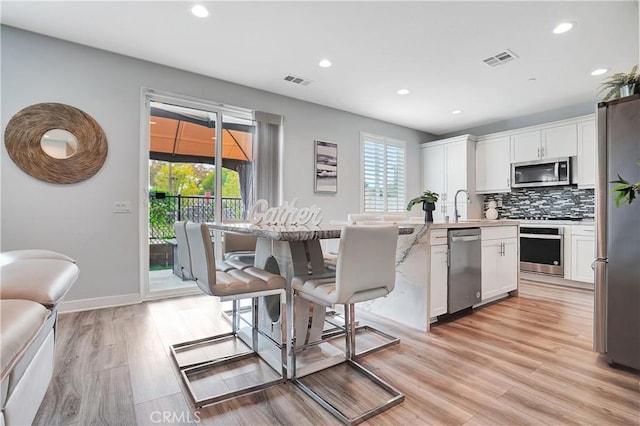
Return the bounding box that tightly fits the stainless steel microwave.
[511,157,571,188]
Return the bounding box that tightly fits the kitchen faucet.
[454,189,471,223]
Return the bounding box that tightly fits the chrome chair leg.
[292,302,404,425]
[322,307,400,358]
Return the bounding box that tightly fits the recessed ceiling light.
[591,68,608,76]
[452,109,463,115]
[553,21,574,34]
[318,59,332,68]
[396,89,410,95]
[528,77,537,81]
[191,4,209,18]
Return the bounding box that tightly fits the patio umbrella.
[149,103,254,210]
[149,103,253,169]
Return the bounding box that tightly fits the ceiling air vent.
[483,49,519,67]
[283,74,313,86]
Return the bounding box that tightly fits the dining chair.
[170,222,286,408]
[381,213,406,223]
[320,220,400,357]
[174,221,247,276]
[347,213,377,224]
[292,224,404,425]
[223,231,257,268]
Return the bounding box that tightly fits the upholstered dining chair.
[170,222,286,408]
[173,221,247,277]
[223,231,257,268]
[346,213,377,224]
[381,213,406,223]
[292,224,404,425]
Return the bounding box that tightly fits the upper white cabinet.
[422,143,446,199]
[421,135,481,220]
[511,131,541,163]
[543,124,578,158]
[475,136,511,193]
[511,123,578,163]
[577,119,596,188]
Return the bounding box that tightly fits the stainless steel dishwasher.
[447,228,481,314]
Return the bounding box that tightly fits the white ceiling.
[1,1,638,135]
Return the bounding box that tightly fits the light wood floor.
[34,282,639,425]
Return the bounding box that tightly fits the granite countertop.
[208,222,416,241]
[517,219,595,226]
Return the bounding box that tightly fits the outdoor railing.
[149,194,244,242]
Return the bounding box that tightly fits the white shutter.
[361,134,406,213]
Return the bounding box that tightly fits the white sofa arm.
[0,259,79,308]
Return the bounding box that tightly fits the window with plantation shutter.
[360,133,406,213]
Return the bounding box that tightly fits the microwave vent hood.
[511,157,571,188]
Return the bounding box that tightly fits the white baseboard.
[521,272,594,290]
[58,293,142,313]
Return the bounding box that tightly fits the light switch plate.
[114,201,132,213]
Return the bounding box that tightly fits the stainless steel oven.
[520,226,564,277]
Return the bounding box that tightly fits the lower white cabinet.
[481,227,518,301]
[570,225,595,283]
[429,243,448,317]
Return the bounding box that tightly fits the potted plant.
[611,160,640,206]
[407,190,440,222]
[598,64,639,101]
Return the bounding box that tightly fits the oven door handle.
[520,234,563,240]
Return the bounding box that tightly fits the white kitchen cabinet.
[511,130,541,163]
[577,119,596,188]
[421,135,480,220]
[481,226,518,301]
[511,124,577,163]
[475,136,511,193]
[543,124,578,158]
[421,143,446,198]
[570,225,595,283]
[429,243,448,317]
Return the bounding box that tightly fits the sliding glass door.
[141,91,254,298]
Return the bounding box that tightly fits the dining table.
[207,221,415,378]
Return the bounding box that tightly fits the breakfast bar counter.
[360,219,520,332]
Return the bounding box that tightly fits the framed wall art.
[314,139,337,193]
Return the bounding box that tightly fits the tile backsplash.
[483,188,595,219]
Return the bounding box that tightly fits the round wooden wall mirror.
[4,103,108,184]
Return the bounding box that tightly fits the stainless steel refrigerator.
[594,94,640,370]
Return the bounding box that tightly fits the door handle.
[451,236,480,242]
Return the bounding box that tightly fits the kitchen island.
[360,219,520,332]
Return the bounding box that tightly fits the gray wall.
[1,26,433,305]
[438,101,597,139]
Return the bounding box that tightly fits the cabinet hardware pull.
[541,147,545,157]
[537,147,540,158]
